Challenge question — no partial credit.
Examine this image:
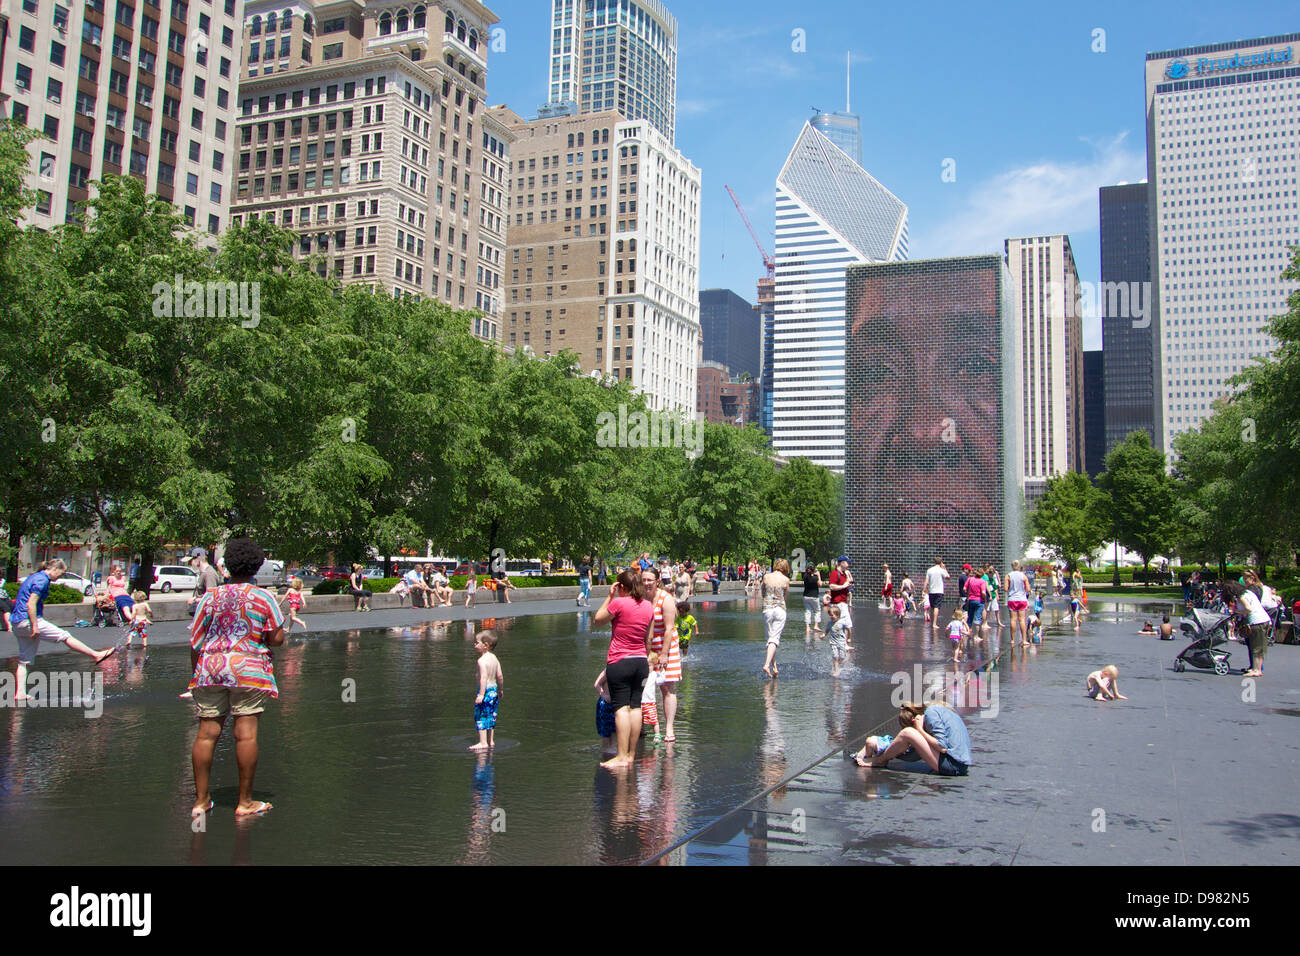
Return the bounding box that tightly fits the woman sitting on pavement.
[850,700,972,776]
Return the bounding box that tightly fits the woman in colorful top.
[643,566,682,742]
[188,537,286,818]
[105,564,133,626]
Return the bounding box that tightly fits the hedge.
[3,581,85,604]
[311,574,591,596]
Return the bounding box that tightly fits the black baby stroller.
[1173,608,1233,674]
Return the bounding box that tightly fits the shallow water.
[2,595,1036,865]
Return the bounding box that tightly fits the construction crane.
[725,184,775,279]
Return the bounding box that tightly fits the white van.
[154,565,199,592]
[254,559,285,588]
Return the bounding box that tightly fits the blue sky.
[483,0,1297,348]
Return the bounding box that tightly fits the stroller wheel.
[1214,660,1230,676]
[1174,658,1185,672]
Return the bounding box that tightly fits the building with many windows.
[697,359,758,427]
[810,108,860,166]
[1099,181,1155,454]
[2,0,243,233]
[543,0,676,145]
[1146,32,1300,455]
[1084,348,1105,478]
[496,104,700,412]
[772,120,908,471]
[229,1,509,343]
[1004,234,1086,504]
[699,287,759,380]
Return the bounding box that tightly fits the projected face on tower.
[845,263,1005,570]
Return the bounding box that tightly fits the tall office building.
[757,273,774,436]
[544,0,676,144]
[844,256,1022,590]
[1146,33,1300,455]
[2,0,244,233]
[810,110,860,166]
[699,287,759,380]
[498,105,700,413]
[1099,181,1155,453]
[772,120,908,471]
[228,1,511,344]
[1004,235,1086,504]
[1083,349,1106,478]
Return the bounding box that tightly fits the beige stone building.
[229,0,509,343]
[1005,234,1086,505]
[496,105,700,412]
[2,0,244,232]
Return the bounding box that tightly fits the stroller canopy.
[1190,607,1232,635]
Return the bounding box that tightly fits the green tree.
[1097,431,1182,585]
[1027,471,1108,570]
[766,456,842,568]
[672,423,774,569]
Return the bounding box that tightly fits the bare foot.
[600,756,632,770]
[15,693,34,702]
[235,800,272,816]
[192,799,214,816]
[468,743,489,751]
[761,666,772,678]
[178,690,193,699]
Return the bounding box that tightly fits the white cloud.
[913,132,1146,258]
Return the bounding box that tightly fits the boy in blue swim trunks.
[593,668,617,757]
[470,630,503,751]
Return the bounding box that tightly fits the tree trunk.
[137,549,156,598]
[1143,558,1150,588]
[5,520,22,582]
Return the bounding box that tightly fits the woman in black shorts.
[593,569,655,769]
[348,563,373,612]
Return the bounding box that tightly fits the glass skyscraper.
[772,122,909,471]
[1099,182,1155,455]
[546,0,678,144]
[810,110,862,166]
[1146,33,1300,455]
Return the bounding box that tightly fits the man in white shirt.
[925,559,950,628]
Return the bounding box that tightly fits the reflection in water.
[1,597,1061,864]
[463,752,496,865]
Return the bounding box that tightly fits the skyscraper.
[545,0,677,144]
[498,106,700,413]
[3,0,244,233]
[1099,182,1155,454]
[1146,33,1300,455]
[772,121,908,471]
[699,288,759,380]
[1084,349,1106,478]
[809,110,861,166]
[1004,235,1086,505]
[757,273,774,436]
[228,1,511,344]
[844,256,1022,587]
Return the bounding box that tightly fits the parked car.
[361,567,385,579]
[18,570,96,597]
[254,559,285,588]
[318,566,352,580]
[154,565,199,592]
